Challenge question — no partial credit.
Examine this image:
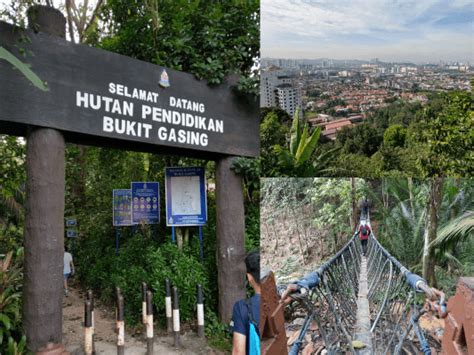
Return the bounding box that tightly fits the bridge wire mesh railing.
[366,234,432,355]
[282,234,363,354]
[281,217,436,354]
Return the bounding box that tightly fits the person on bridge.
[358,222,371,256]
[63,246,75,296]
[359,197,370,219]
[231,250,260,355]
[279,272,319,305]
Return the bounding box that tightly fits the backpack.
[361,225,369,237]
[246,298,260,355]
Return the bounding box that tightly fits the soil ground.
[62,282,220,354]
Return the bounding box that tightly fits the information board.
[131,182,159,224]
[113,189,132,226]
[165,167,207,226]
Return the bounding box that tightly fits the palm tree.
[276,109,338,176]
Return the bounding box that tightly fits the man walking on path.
[64,247,75,296]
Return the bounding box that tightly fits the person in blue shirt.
[231,250,260,355]
[280,271,320,304]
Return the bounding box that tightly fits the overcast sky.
[261,0,474,63]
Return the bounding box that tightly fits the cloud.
[261,0,474,62]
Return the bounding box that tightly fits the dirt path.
[62,283,220,354]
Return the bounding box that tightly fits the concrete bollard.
[116,294,125,355]
[146,290,154,355]
[196,284,205,338]
[84,300,93,355]
[142,282,147,325]
[172,286,180,348]
[86,290,95,355]
[115,287,121,334]
[165,279,172,333]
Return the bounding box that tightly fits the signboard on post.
[0,21,259,158]
[65,217,78,238]
[131,182,159,225]
[66,230,77,238]
[113,189,132,226]
[165,167,207,226]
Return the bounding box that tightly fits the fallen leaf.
[352,340,366,349]
[287,330,301,346]
[302,342,315,355]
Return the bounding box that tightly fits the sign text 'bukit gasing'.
[76,83,223,147]
[0,21,259,158]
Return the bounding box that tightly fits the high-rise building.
[275,84,301,118]
[260,69,302,117]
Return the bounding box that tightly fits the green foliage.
[420,91,474,176]
[383,124,407,148]
[430,211,474,257]
[97,0,259,87]
[205,311,232,352]
[369,178,474,281]
[0,250,25,355]
[265,88,471,177]
[231,157,260,204]
[76,233,209,325]
[288,109,322,164]
[260,109,290,176]
[0,136,25,254]
[336,123,382,156]
[260,109,340,177]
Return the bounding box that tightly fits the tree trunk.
[216,157,246,323]
[291,208,306,264]
[422,177,443,287]
[184,227,189,246]
[176,228,183,250]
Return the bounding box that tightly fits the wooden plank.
[0,21,259,157]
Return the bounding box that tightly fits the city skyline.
[261,0,474,64]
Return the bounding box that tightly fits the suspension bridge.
[262,213,453,355]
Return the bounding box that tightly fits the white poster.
[170,175,202,215]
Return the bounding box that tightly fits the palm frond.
[430,211,474,251]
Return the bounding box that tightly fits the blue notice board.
[113,189,132,226]
[66,218,77,227]
[165,167,207,226]
[131,182,160,224]
[66,229,78,238]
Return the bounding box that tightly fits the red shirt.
[359,225,371,240]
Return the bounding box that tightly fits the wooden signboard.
[0,21,259,158]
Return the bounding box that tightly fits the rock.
[292,317,306,326]
[309,321,319,331]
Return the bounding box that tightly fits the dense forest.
[260,88,473,177]
[0,0,259,352]
[261,178,473,295]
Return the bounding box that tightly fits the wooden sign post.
[22,6,66,351]
[0,5,258,351]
